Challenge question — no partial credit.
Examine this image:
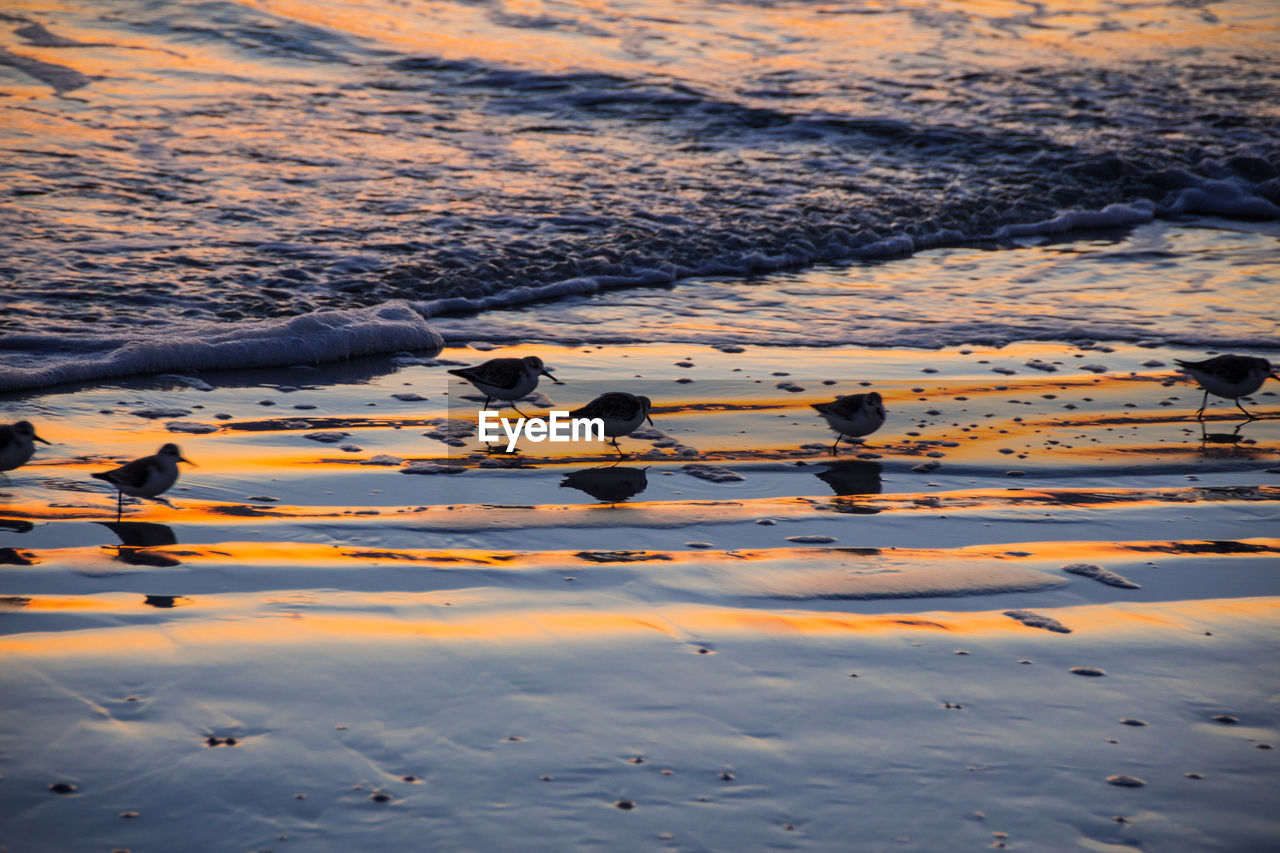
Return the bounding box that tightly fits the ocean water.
[1,0,1278,389]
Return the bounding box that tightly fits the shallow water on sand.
[430,219,1280,350]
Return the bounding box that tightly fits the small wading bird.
[448,355,558,416]
[0,421,51,472]
[1174,354,1277,421]
[92,443,195,520]
[812,391,886,453]
[570,392,654,457]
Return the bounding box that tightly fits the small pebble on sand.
[1004,610,1071,633]
[1062,563,1140,589]
[1106,775,1145,788]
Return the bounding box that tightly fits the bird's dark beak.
[179,456,197,466]
[1271,372,1280,382]
[33,434,51,445]
[542,369,562,384]
[646,415,654,427]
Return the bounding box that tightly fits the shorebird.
[448,355,558,416]
[92,443,195,519]
[0,421,50,472]
[569,392,653,457]
[1174,354,1277,420]
[812,391,886,453]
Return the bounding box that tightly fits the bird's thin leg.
[1235,398,1257,421]
[511,402,530,417]
[831,434,843,455]
[116,490,123,522]
[483,396,491,410]
[611,438,626,458]
[1195,391,1208,421]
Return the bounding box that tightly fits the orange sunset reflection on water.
[3,595,1276,659]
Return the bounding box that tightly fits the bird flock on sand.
[1,353,1274,516]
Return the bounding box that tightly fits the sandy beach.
[3,319,1278,850]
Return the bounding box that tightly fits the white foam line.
[0,302,442,392]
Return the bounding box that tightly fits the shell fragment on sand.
[165,421,220,434]
[1106,775,1146,788]
[683,464,744,483]
[1062,563,1140,589]
[306,432,350,443]
[401,462,465,475]
[1004,610,1072,633]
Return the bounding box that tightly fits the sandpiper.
[812,391,886,453]
[448,355,558,416]
[1174,354,1277,420]
[569,392,653,457]
[0,421,50,472]
[92,443,195,519]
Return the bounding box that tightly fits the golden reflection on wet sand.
[2,596,1276,658]
[2,535,1276,569]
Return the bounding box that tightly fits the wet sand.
[2,338,1278,851]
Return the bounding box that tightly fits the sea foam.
[0,302,441,392]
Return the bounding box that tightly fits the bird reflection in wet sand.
[96,521,181,567]
[1196,418,1258,456]
[812,392,886,453]
[0,421,51,473]
[569,392,653,457]
[815,460,883,497]
[1175,354,1277,420]
[560,466,649,504]
[92,443,195,520]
